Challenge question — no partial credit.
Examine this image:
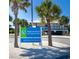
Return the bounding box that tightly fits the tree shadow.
[19,46,70,59]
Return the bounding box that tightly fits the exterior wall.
[29,22,69,35]
[42,23,68,35]
[42,23,68,31]
[33,22,68,31]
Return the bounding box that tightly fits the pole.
[31,0,33,26]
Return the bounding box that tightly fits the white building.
[33,20,68,35]
[9,21,15,29]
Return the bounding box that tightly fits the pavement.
[9,34,70,59]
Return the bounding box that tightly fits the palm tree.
[13,18,28,26]
[59,16,69,25]
[13,18,28,37]
[9,0,30,47]
[19,19,28,26]
[9,15,13,21]
[13,18,20,25]
[13,19,28,26]
[59,16,69,35]
[36,0,61,46]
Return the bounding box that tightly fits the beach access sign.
[20,26,41,42]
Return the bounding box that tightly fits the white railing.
[42,25,68,31]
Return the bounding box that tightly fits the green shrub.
[9,28,15,34]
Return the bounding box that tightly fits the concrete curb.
[42,35,70,38]
[9,34,70,38]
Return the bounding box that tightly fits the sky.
[9,0,70,22]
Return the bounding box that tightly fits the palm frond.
[22,2,30,7]
[19,6,27,12]
[59,16,69,25]
[52,4,61,16]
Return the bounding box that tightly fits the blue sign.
[20,26,41,43]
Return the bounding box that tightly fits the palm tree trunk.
[17,22,19,36]
[14,18,18,47]
[47,17,52,46]
[14,0,19,47]
[14,14,19,47]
